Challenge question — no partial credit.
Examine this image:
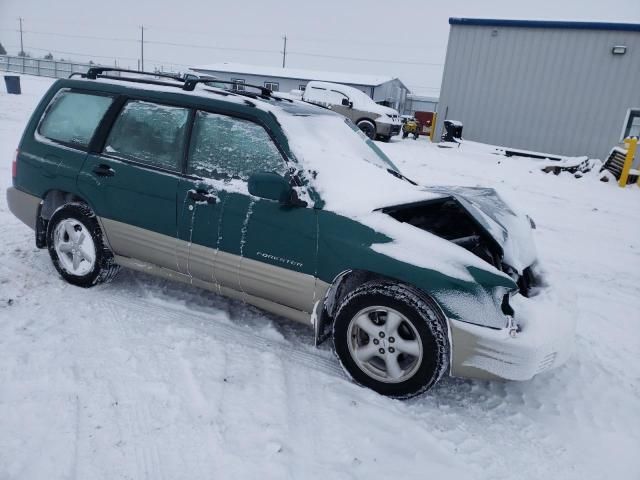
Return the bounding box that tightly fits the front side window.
[104,100,189,171]
[622,109,640,139]
[38,90,113,148]
[188,111,285,180]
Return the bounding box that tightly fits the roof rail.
[85,67,184,82]
[68,67,276,101]
[183,78,272,97]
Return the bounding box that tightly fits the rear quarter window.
[38,89,113,148]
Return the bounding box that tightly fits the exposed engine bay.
[381,197,538,297]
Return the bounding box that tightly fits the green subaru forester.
[7,69,575,398]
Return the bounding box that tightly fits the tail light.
[12,149,18,178]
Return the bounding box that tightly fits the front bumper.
[377,122,401,137]
[449,290,576,381]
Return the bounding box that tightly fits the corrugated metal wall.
[436,25,640,159]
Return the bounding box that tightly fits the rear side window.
[104,100,189,171]
[188,111,285,180]
[38,90,113,148]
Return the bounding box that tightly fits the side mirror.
[341,98,352,108]
[248,172,302,205]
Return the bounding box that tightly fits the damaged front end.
[380,186,542,297]
[378,187,576,381]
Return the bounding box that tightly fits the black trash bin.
[4,76,22,94]
[441,120,463,142]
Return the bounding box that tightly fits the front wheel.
[47,202,120,287]
[333,281,449,398]
[357,120,376,140]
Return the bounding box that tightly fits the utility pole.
[140,25,145,71]
[18,17,24,56]
[282,34,287,68]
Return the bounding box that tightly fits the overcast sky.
[1,0,639,95]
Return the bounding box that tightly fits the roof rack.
[85,67,183,82]
[182,78,272,97]
[67,67,276,100]
[68,67,187,89]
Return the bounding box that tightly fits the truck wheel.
[333,281,449,398]
[47,202,120,288]
[357,120,376,140]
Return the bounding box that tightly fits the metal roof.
[191,62,396,87]
[449,18,640,32]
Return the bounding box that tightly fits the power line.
[288,50,443,66]
[144,38,279,55]
[15,29,138,43]
[4,26,443,67]
[4,44,139,61]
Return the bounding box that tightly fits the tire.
[357,120,376,140]
[333,281,449,399]
[46,202,120,288]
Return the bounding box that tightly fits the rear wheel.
[47,203,120,287]
[333,281,449,398]
[357,119,376,140]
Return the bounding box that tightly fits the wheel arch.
[314,268,450,347]
[40,189,93,220]
[36,189,96,248]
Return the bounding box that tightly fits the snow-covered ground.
[1,75,639,479]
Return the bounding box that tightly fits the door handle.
[92,164,115,177]
[188,189,217,204]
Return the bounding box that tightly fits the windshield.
[342,119,400,172]
[282,113,400,173]
[275,110,425,212]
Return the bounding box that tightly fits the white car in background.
[302,80,401,141]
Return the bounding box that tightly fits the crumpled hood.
[422,186,538,274]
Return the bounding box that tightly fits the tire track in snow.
[97,291,345,380]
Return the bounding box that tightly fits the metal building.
[190,63,410,112]
[403,94,438,116]
[435,18,640,159]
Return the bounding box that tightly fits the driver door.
[179,109,318,313]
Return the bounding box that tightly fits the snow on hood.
[276,112,439,214]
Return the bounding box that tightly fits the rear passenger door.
[78,99,189,269]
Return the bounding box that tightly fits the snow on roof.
[191,63,395,87]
